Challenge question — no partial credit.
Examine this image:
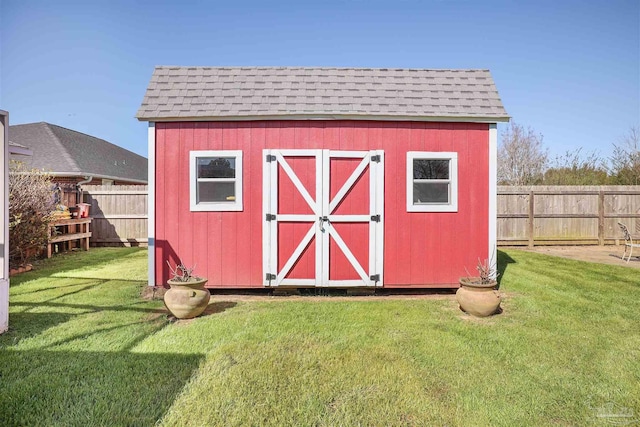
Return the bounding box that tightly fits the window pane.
[413,182,449,204]
[198,157,236,178]
[198,181,235,203]
[413,159,449,180]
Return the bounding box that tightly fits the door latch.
[319,216,329,232]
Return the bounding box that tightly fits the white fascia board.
[147,122,156,287]
[488,123,498,269]
[138,114,511,123]
[47,172,148,184]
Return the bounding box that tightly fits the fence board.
[498,186,640,246]
[83,185,148,247]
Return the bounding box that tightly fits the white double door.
[263,149,384,287]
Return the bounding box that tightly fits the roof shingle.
[136,66,509,122]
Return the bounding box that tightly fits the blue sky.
[1,0,638,160]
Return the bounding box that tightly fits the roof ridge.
[42,123,81,174]
[40,123,146,160]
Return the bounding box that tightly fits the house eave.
[48,172,148,184]
[136,113,511,124]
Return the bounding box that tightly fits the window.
[407,152,458,212]
[190,150,243,211]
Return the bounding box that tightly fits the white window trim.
[406,151,458,212]
[190,150,243,212]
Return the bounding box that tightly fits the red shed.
[137,67,509,289]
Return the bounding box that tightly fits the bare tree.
[609,127,640,185]
[498,123,548,185]
[9,161,55,268]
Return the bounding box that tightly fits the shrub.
[9,160,55,268]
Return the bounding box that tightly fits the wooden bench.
[47,218,92,258]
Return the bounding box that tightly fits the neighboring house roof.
[136,66,509,122]
[8,122,147,183]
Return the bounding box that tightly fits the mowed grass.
[1,248,639,426]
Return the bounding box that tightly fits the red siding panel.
[394,124,412,285]
[154,120,490,288]
[248,123,266,285]
[220,124,238,287]
[178,125,194,267]
[207,123,223,287]
[381,123,399,285]
[235,124,252,286]
[161,123,181,284]
[408,123,426,283]
[192,123,210,281]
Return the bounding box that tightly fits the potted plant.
[164,260,210,319]
[456,256,501,317]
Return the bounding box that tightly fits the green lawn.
[1,248,639,426]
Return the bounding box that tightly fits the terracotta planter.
[456,277,501,317]
[164,277,210,319]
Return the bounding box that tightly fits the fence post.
[598,190,605,245]
[528,190,535,248]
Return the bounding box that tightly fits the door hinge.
[265,213,276,221]
[370,214,380,222]
[266,273,276,281]
[266,154,276,162]
[370,154,381,163]
[370,274,380,282]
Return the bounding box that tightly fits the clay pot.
[456,277,501,317]
[164,277,210,319]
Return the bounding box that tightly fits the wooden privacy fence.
[82,185,640,247]
[83,185,148,247]
[498,186,640,247]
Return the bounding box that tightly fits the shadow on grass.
[9,247,147,289]
[9,280,107,297]
[11,300,165,314]
[168,302,238,323]
[497,250,516,289]
[0,349,204,426]
[0,312,74,344]
[3,302,167,350]
[48,275,148,283]
[202,301,237,315]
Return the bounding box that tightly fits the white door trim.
[264,149,384,287]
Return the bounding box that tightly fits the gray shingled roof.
[9,122,147,183]
[136,66,509,122]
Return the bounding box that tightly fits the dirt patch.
[208,288,457,302]
[143,286,458,303]
[514,245,640,268]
